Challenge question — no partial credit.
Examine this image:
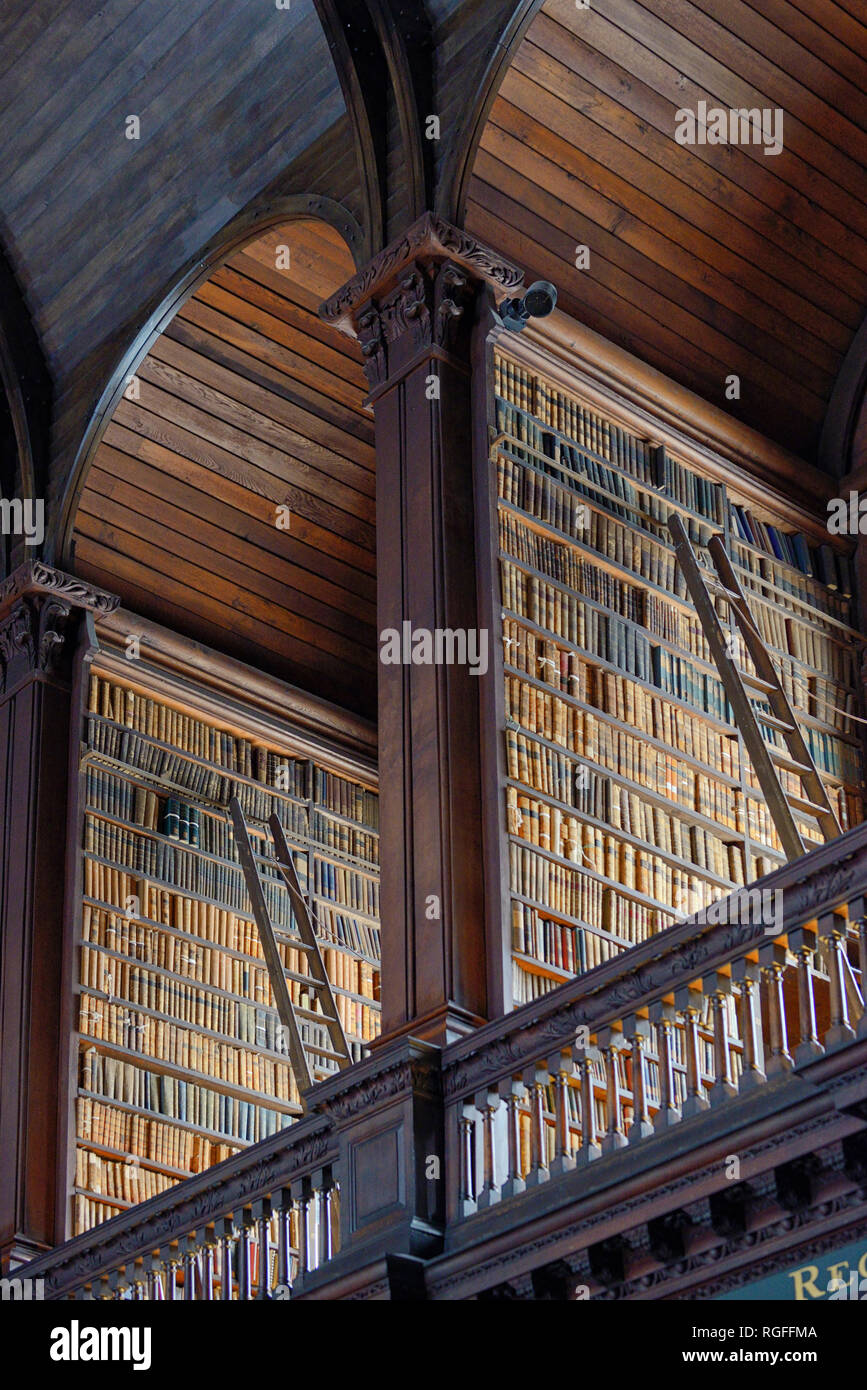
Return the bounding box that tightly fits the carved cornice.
[315,1053,442,1123]
[0,561,119,618]
[319,212,523,336]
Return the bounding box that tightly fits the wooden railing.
[441,830,867,1221]
[16,824,867,1297]
[18,1113,339,1300]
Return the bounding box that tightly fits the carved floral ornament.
[0,565,119,695]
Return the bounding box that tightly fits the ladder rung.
[303,1042,350,1063]
[738,669,777,695]
[754,710,795,733]
[785,793,833,819]
[295,1003,340,1026]
[766,746,813,776]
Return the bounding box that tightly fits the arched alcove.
[69,217,375,716]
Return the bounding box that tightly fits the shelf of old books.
[70,669,381,1237]
[492,353,865,1008]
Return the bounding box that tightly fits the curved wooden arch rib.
[313,0,387,258]
[822,312,867,485]
[436,0,546,224]
[366,0,429,222]
[49,195,363,570]
[0,243,51,521]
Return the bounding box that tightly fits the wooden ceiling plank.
[631,0,867,166]
[76,497,374,673]
[165,317,374,447]
[744,0,867,90]
[88,448,376,621]
[195,278,367,392]
[515,33,867,294]
[109,402,376,556]
[467,196,817,454]
[471,178,823,427]
[136,353,375,498]
[216,258,363,362]
[101,419,376,577]
[540,4,867,247]
[502,60,866,318]
[176,298,371,417]
[118,380,376,525]
[75,544,376,716]
[85,464,376,647]
[487,96,852,353]
[475,135,836,388]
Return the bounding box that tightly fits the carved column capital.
[320,213,523,390]
[0,563,119,694]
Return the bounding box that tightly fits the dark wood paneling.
[465,0,867,460]
[73,219,376,717]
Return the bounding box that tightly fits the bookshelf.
[489,352,865,1008]
[67,664,380,1238]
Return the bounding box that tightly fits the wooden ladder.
[229,796,351,1100]
[668,513,842,861]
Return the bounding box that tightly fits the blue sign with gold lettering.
[718,1238,867,1299]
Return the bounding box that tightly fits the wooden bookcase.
[59,619,380,1239]
[479,343,865,1011]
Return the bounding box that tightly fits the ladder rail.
[228,798,313,1093]
[268,813,352,1068]
[668,514,807,861]
[707,534,842,844]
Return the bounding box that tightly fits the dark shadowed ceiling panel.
[72,220,376,717]
[465,0,867,461]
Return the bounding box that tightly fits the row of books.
[78,995,299,1103]
[733,540,850,622]
[75,1149,177,1204]
[84,814,302,923]
[314,768,379,829]
[730,505,852,595]
[311,809,379,865]
[313,858,379,918]
[81,1049,288,1141]
[508,789,740,898]
[76,1097,240,1175]
[494,359,726,526]
[512,901,624,974]
[509,842,673,941]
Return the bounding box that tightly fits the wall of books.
[71,668,380,1236]
[491,352,864,1009]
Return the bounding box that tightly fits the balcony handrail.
[19,1111,335,1299]
[442,822,866,1103]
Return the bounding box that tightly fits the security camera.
[498,281,558,333]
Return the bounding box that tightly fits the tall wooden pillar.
[0,563,118,1268]
[321,214,523,1045]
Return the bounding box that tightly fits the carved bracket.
[0,563,119,695]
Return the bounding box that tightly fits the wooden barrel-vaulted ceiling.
[72,219,377,717]
[465,0,867,461]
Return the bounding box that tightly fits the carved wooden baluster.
[220,1218,235,1301]
[182,1233,197,1300]
[597,1027,628,1153]
[291,1177,313,1279]
[709,977,738,1104]
[854,906,867,1039]
[200,1230,216,1301]
[475,1088,501,1206]
[252,1197,272,1297]
[107,1269,124,1301]
[498,1077,526,1199]
[547,1050,576,1176]
[237,1209,255,1300]
[522,1064,549,1186]
[164,1246,180,1302]
[316,1168,336,1263]
[276,1187,293,1293]
[674,983,709,1117]
[759,944,793,1075]
[458,1104,477,1210]
[788,924,824,1064]
[574,1047,602,1163]
[731,960,766,1090]
[625,1016,654,1143]
[649,1004,680,1129]
[819,910,857,1048]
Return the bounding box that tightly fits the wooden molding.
[94,604,377,777]
[508,310,837,540]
